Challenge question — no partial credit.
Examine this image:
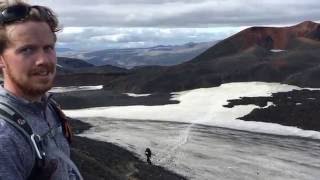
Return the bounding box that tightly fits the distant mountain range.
[55,21,320,93]
[56,47,74,53]
[57,57,128,74]
[58,41,216,69]
[55,57,128,86]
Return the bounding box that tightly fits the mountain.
[102,21,320,93]
[56,57,94,74]
[55,57,128,86]
[62,41,215,69]
[190,21,320,62]
[56,47,75,53]
[58,57,94,69]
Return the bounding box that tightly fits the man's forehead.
[5,21,55,44]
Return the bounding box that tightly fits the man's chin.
[20,81,53,97]
[24,86,52,97]
[6,70,55,99]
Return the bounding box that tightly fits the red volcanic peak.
[191,21,320,63]
[233,21,320,50]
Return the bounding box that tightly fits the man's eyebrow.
[17,44,37,49]
[14,44,36,52]
[46,43,55,47]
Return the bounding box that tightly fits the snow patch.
[64,82,320,139]
[270,49,286,53]
[124,93,151,97]
[50,85,103,93]
[263,101,274,108]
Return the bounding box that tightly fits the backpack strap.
[0,102,46,161]
[0,99,73,147]
[0,102,33,135]
[48,99,73,144]
[0,98,73,158]
[0,99,73,179]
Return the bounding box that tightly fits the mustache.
[29,63,56,75]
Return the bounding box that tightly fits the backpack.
[0,99,73,179]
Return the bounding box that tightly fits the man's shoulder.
[0,118,33,157]
[0,94,19,111]
[0,118,26,142]
[0,118,35,179]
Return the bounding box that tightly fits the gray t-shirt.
[0,87,81,180]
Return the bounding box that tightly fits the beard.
[5,62,56,98]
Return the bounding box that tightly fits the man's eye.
[44,46,55,52]
[20,48,33,54]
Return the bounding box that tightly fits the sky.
[31,0,320,51]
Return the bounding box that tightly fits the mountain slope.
[55,57,128,87]
[103,21,320,93]
[190,21,320,62]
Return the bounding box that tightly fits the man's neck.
[3,82,42,102]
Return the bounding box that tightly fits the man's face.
[0,21,56,99]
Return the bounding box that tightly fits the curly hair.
[0,0,60,53]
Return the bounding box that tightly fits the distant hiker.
[0,0,82,179]
[145,148,152,164]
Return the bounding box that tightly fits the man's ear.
[0,55,5,69]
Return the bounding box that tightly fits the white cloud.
[90,34,127,42]
[31,0,320,27]
[31,0,320,50]
[56,26,242,50]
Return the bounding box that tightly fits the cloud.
[56,27,242,50]
[30,0,320,50]
[32,0,320,27]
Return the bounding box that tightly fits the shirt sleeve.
[0,119,34,180]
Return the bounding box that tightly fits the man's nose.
[35,51,52,65]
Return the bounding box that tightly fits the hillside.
[55,57,128,86]
[102,21,320,93]
[70,119,186,180]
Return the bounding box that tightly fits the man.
[0,0,82,179]
[145,148,152,165]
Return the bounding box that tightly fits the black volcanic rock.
[74,65,129,74]
[224,89,320,131]
[53,90,178,109]
[54,73,127,87]
[103,64,222,93]
[285,65,320,87]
